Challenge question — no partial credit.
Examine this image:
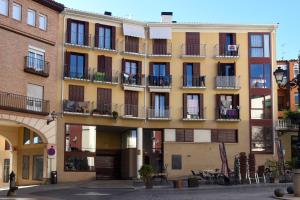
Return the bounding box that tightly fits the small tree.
[138,165,154,189]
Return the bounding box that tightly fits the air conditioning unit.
[228,45,237,51]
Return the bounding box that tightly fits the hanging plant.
[112,111,118,119]
[284,110,300,124]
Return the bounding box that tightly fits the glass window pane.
[251,48,263,57]
[104,28,111,49]
[70,54,77,77]
[22,155,30,179]
[295,93,299,105]
[77,55,84,76]
[251,126,273,152]
[33,133,42,144]
[39,14,47,30]
[70,22,77,44]
[12,3,21,20]
[159,64,166,76]
[186,64,193,86]
[131,62,137,74]
[153,64,159,76]
[27,9,36,26]
[0,0,8,16]
[23,128,31,145]
[64,156,95,171]
[32,155,43,180]
[265,64,271,88]
[250,64,264,88]
[99,27,105,48]
[294,64,299,78]
[263,34,270,57]
[78,24,84,45]
[250,35,263,47]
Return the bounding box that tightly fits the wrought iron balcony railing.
[24,56,49,77]
[215,76,240,89]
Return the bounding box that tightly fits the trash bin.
[50,171,57,184]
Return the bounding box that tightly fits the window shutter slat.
[111,26,116,50]
[176,129,185,142]
[84,54,89,79]
[149,62,154,76]
[183,63,187,86]
[183,94,187,118]
[165,93,169,110]
[232,33,236,45]
[165,62,170,75]
[105,56,112,81]
[95,23,99,47]
[66,19,72,43]
[98,55,105,72]
[184,129,194,142]
[219,33,226,55]
[65,52,70,77]
[84,22,89,46]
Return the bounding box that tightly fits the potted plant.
[138,165,154,189]
[112,111,118,119]
[284,110,300,124]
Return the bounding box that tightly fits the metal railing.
[120,39,146,55]
[0,91,49,115]
[148,75,172,87]
[183,75,206,87]
[276,119,299,130]
[181,43,206,57]
[121,73,145,86]
[215,76,240,89]
[183,107,206,120]
[63,100,91,114]
[92,70,119,84]
[148,40,172,56]
[148,107,170,119]
[121,104,146,119]
[64,70,90,80]
[215,44,240,57]
[24,56,49,77]
[216,107,240,120]
[92,103,120,116]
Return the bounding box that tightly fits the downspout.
[61,12,66,118]
[144,24,148,123]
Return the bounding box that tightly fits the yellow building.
[57,9,278,182]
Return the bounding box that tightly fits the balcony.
[120,105,146,120]
[215,76,240,89]
[148,75,172,93]
[147,107,171,120]
[276,119,298,131]
[91,103,119,118]
[65,34,92,49]
[181,44,206,58]
[64,71,91,82]
[121,73,145,91]
[182,107,206,121]
[148,41,172,57]
[215,44,240,59]
[182,75,206,89]
[0,91,49,115]
[63,100,91,116]
[92,71,119,85]
[216,107,240,122]
[120,39,146,57]
[24,56,49,77]
[93,36,118,53]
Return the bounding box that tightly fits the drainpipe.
[61,12,66,118]
[144,25,148,123]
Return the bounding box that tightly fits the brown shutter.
[153,39,167,55]
[98,55,105,72]
[216,94,221,119]
[69,85,84,102]
[176,129,185,142]
[211,129,219,143]
[84,22,89,46]
[219,33,226,55]
[107,89,112,112]
[95,23,99,47]
[124,91,130,115]
[125,36,139,53]
[217,62,222,76]
[111,26,116,50]
[97,88,101,111]
[137,61,142,85]
[233,62,236,76]
[232,33,236,45]
[165,62,170,75]
[98,88,112,114]
[183,94,187,118]
[122,59,126,73]
[233,94,239,108]
[165,93,169,109]
[150,93,155,107]
[133,91,138,116]
[65,52,71,77]
[199,94,204,118]
[193,63,200,86]
[183,63,187,86]
[84,54,89,79]
[186,32,200,55]
[184,129,194,142]
[149,62,154,75]
[105,56,112,81]
[66,19,72,43]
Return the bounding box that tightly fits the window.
[3,159,10,183]
[65,124,96,172]
[23,128,31,145]
[99,25,112,49]
[69,85,84,102]
[184,63,201,87]
[176,129,194,142]
[39,14,47,30]
[27,9,36,26]
[0,0,8,16]
[172,155,182,170]
[5,140,10,151]
[27,47,45,71]
[125,36,139,53]
[154,94,166,118]
[295,93,299,106]
[250,33,270,57]
[27,84,43,112]
[153,39,167,55]
[32,155,43,180]
[184,94,202,119]
[12,3,22,21]
[211,129,238,143]
[218,63,235,76]
[22,155,30,179]
[149,63,171,87]
[33,133,42,144]
[123,60,140,85]
[69,53,85,79]
[251,95,272,119]
[251,126,273,153]
[217,94,239,120]
[186,32,200,55]
[124,91,138,116]
[294,63,299,78]
[96,88,112,114]
[70,21,85,45]
[250,64,271,88]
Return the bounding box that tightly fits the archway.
[0,134,13,187]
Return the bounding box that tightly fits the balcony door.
[218,63,235,76]
[151,93,168,118]
[186,64,193,87]
[28,48,45,71]
[27,84,43,112]
[70,53,85,79]
[153,63,166,77]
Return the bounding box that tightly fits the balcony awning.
[123,23,145,38]
[149,26,172,39]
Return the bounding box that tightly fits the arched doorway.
[0,135,13,187]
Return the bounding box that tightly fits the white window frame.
[27,9,36,26]
[12,2,22,21]
[0,0,8,16]
[39,13,47,30]
[27,46,45,71]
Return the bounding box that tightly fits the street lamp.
[273,54,300,196]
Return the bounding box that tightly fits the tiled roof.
[33,0,64,12]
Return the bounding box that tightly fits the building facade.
[57,9,278,182]
[0,0,63,186]
[276,59,299,163]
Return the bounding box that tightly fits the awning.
[123,23,145,38]
[149,26,172,39]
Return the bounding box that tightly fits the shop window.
[251,126,273,153]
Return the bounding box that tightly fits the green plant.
[284,110,300,123]
[286,158,297,169]
[265,159,279,179]
[138,165,154,189]
[112,111,118,119]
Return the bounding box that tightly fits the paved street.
[0,182,291,200]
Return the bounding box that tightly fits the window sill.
[65,43,91,49]
[93,47,118,53]
[181,54,206,59]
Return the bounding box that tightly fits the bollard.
[7,171,18,196]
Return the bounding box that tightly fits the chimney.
[161,12,173,23]
[104,11,112,16]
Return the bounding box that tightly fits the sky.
[56,0,299,60]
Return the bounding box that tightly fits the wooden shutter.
[66,19,72,43]
[132,91,138,116]
[186,32,200,55]
[216,94,221,119]
[84,22,89,46]
[219,33,226,55]
[98,55,105,72]
[211,129,219,142]
[95,23,100,47]
[233,94,239,109]
[165,93,169,109]
[97,88,112,114]
[193,63,200,86]
[122,59,126,73]
[219,129,238,143]
[125,36,139,53]
[153,39,167,55]
[69,85,84,102]
[217,62,222,76]
[149,62,154,75]
[125,91,138,116]
[150,93,155,107]
[137,61,142,85]
[183,63,187,86]
[232,33,236,45]
[184,129,194,142]
[105,56,112,81]
[176,129,185,142]
[65,52,71,77]
[84,54,89,79]
[199,94,204,118]
[165,62,170,75]
[183,94,187,118]
[111,26,116,50]
[124,91,130,115]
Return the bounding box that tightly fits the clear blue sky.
[57,0,299,60]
